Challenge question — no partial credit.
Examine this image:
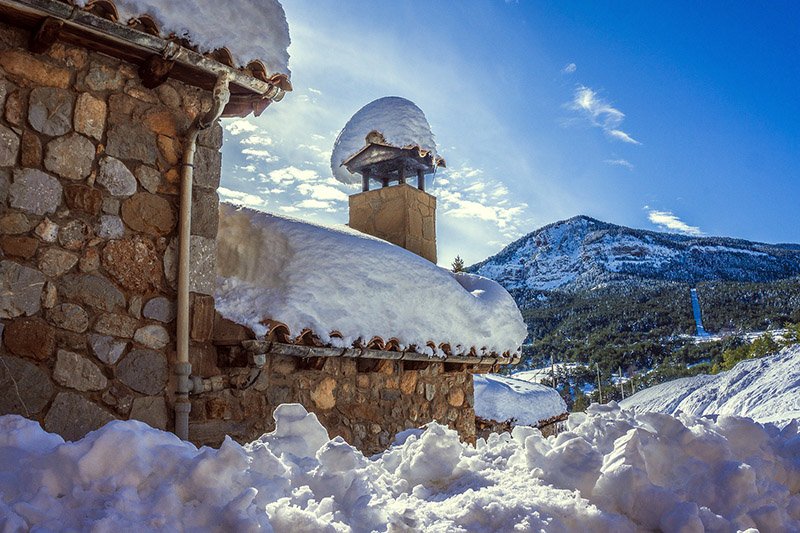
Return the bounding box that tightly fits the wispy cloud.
[604,158,634,170]
[225,119,258,135]
[646,208,703,236]
[561,62,577,74]
[569,86,640,145]
[218,187,265,208]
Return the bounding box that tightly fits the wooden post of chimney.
[362,169,370,192]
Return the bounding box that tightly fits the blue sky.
[220,1,800,266]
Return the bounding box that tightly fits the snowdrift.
[215,203,527,356]
[474,374,567,426]
[2,404,799,531]
[622,345,800,426]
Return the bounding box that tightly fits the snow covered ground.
[622,345,800,426]
[215,203,527,356]
[474,374,567,425]
[2,403,799,531]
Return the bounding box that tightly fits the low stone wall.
[189,351,476,455]
[0,20,221,440]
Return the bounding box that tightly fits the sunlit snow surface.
[474,374,567,425]
[622,345,800,426]
[75,0,291,75]
[2,403,799,531]
[330,96,438,184]
[215,203,527,356]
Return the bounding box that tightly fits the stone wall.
[0,20,221,440]
[348,183,437,263]
[189,345,476,455]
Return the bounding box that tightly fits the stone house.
[0,0,521,455]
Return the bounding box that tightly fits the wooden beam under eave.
[29,16,62,54]
[139,54,175,89]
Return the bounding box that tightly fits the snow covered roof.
[621,344,800,426]
[215,203,528,360]
[73,0,291,81]
[331,97,440,184]
[474,374,567,426]
[1,0,291,116]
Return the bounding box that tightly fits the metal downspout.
[174,73,231,441]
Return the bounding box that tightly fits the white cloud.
[647,209,703,236]
[607,129,641,145]
[242,148,279,163]
[218,187,264,207]
[604,158,634,170]
[561,62,577,74]
[267,166,320,185]
[297,183,348,202]
[297,199,332,209]
[569,86,640,145]
[225,119,258,135]
[242,135,274,146]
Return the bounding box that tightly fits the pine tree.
[451,255,465,273]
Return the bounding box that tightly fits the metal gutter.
[242,340,521,366]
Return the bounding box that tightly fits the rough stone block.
[58,220,90,250]
[0,260,45,318]
[193,146,221,189]
[117,348,167,395]
[106,122,158,165]
[121,192,176,236]
[28,87,75,136]
[20,130,42,168]
[190,294,215,342]
[89,334,127,365]
[134,324,170,349]
[60,273,126,312]
[0,124,19,166]
[74,92,106,140]
[44,392,115,441]
[94,313,139,338]
[101,237,162,293]
[0,50,70,88]
[143,296,175,323]
[63,185,100,216]
[191,189,219,238]
[0,235,37,259]
[97,156,137,197]
[44,133,95,180]
[47,303,89,333]
[0,355,54,415]
[189,236,215,295]
[38,248,79,278]
[4,316,55,360]
[53,349,108,391]
[129,396,168,429]
[9,168,62,216]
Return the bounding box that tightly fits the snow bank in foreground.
[76,0,291,75]
[474,374,567,425]
[215,204,527,356]
[622,345,800,426]
[3,404,799,531]
[331,97,438,184]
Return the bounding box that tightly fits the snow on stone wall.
[331,97,438,184]
[216,203,527,356]
[474,374,567,426]
[2,402,798,531]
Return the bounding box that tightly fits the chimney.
[343,132,443,263]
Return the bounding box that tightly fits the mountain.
[467,216,800,373]
[470,215,800,292]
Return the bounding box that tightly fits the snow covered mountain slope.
[474,374,567,425]
[621,345,800,425]
[470,215,800,293]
